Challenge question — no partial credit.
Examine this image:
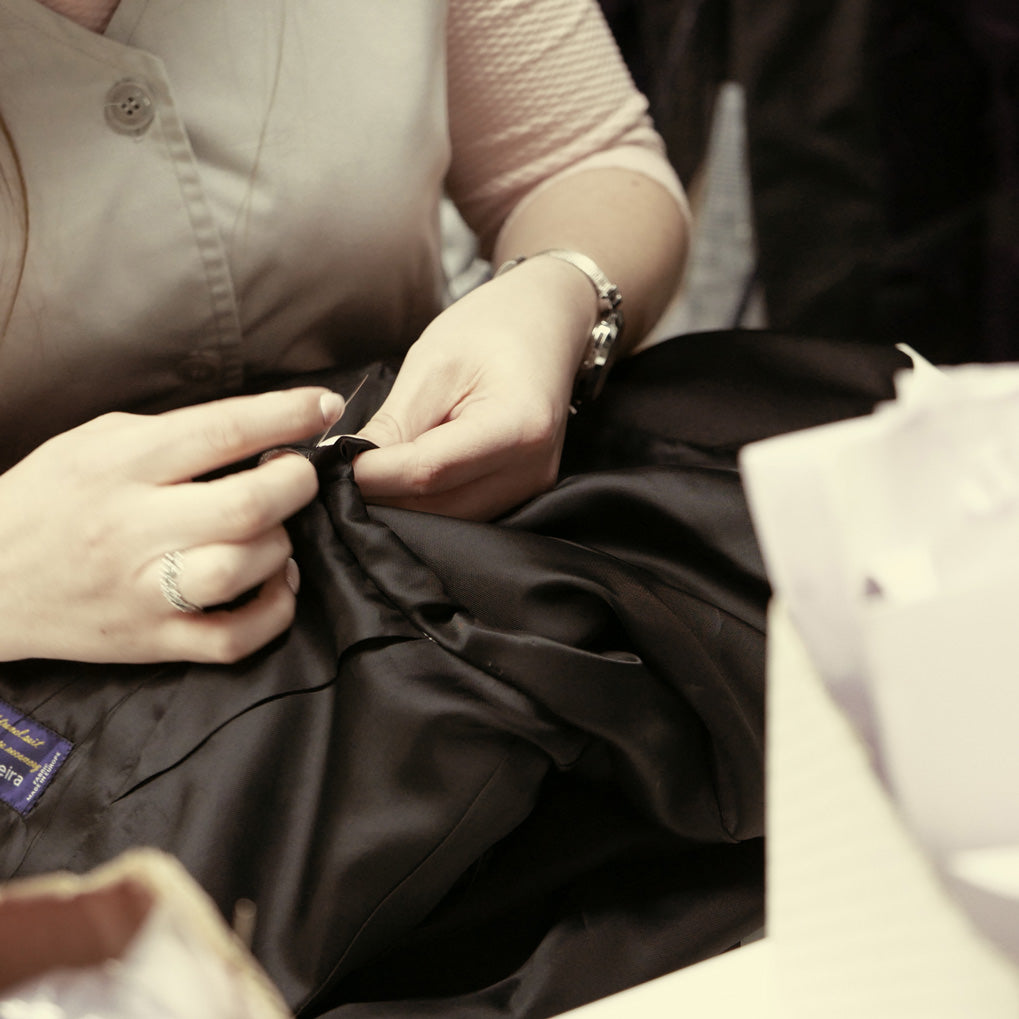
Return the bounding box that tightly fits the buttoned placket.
[97,55,246,396]
[2,0,247,401]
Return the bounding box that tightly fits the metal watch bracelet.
[494,249,623,408]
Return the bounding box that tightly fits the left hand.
[354,257,594,520]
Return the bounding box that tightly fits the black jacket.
[0,332,907,1017]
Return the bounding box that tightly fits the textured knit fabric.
[35,0,115,32]
[445,0,687,252]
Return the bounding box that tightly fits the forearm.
[492,166,690,354]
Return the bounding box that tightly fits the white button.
[104,80,155,136]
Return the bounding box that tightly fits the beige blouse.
[0,0,684,469]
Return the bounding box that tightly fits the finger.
[354,410,555,501]
[149,451,318,550]
[365,460,559,521]
[364,467,498,520]
[130,388,345,484]
[160,567,298,665]
[357,400,444,452]
[154,528,294,611]
[356,353,465,450]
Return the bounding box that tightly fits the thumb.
[357,406,412,450]
[356,366,455,449]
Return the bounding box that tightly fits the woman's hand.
[354,164,688,522]
[354,257,595,520]
[0,387,344,664]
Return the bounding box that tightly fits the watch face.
[573,312,622,407]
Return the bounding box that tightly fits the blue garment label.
[0,698,72,816]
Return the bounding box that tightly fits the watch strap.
[494,249,624,409]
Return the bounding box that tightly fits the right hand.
[0,387,344,664]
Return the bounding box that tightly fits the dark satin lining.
[0,332,907,1017]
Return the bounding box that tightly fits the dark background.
[599,0,1019,365]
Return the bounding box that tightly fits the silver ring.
[159,551,203,614]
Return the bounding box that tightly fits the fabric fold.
[0,332,906,1017]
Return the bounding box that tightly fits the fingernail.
[285,557,301,596]
[319,392,345,426]
[258,446,304,465]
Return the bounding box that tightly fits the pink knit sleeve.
[34,0,118,32]
[445,0,687,257]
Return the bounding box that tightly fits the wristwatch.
[494,249,624,409]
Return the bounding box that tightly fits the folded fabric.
[0,332,908,1017]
